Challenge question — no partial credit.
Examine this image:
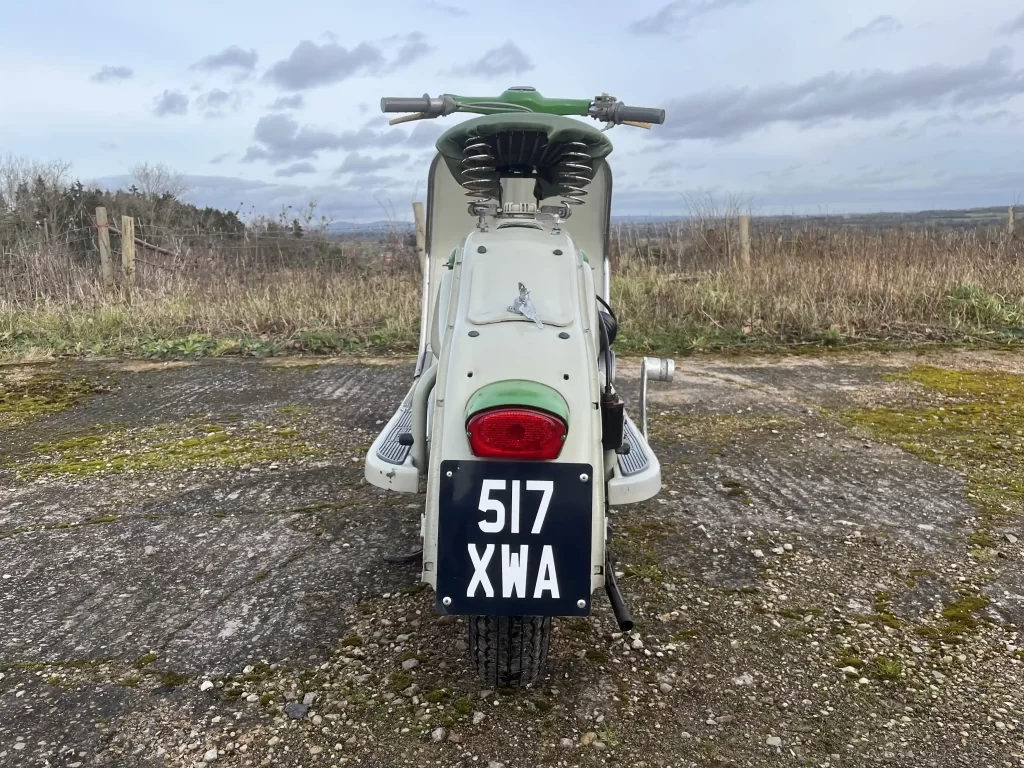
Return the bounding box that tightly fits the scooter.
[365,87,675,687]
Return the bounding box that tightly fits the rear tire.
[467,615,551,688]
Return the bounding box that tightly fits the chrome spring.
[461,138,500,201]
[555,141,593,206]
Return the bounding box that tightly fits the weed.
[872,656,903,681]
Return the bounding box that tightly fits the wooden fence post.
[121,215,136,288]
[412,201,426,274]
[96,207,114,289]
[1010,206,1017,235]
[738,214,751,270]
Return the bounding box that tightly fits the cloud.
[191,45,258,73]
[334,152,410,175]
[425,1,469,16]
[242,113,407,163]
[628,0,751,36]
[659,48,1024,140]
[270,94,305,110]
[387,32,433,71]
[405,121,445,148]
[843,15,902,42]
[196,88,245,118]
[91,65,133,83]
[153,90,189,117]
[274,162,317,178]
[262,40,385,90]
[1002,11,1024,34]
[209,153,231,165]
[451,41,532,76]
[341,173,398,190]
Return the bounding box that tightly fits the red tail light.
[467,407,567,460]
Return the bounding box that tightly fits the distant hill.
[326,206,1017,234]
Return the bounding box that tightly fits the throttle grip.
[615,105,666,125]
[381,96,432,113]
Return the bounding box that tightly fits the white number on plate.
[468,479,560,599]
[476,479,553,535]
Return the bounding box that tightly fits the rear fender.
[421,228,607,595]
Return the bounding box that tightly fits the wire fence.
[2,210,1022,311]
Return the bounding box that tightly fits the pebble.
[144,546,155,556]
[402,659,420,671]
[715,715,735,724]
[560,738,574,748]
[245,693,258,703]
[733,673,755,686]
[284,702,309,719]
[841,666,859,676]
[309,746,322,755]
[479,689,494,699]
[631,638,644,650]
[659,682,673,694]
[580,731,597,746]
[752,549,765,559]
[932,670,946,682]
[771,547,785,555]
[200,680,214,692]
[1006,533,1018,544]
[431,727,446,742]
[783,543,793,552]
[766,736,782,748]
[302,692,317,706]
[203,748,219,762]
[594,742,607,751]
[473,711,486,725]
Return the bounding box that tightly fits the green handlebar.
[449,89,592,116]
[379,88,665,126]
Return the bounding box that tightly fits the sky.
[3,0,1024,220]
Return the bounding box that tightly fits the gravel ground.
[0,350,1022,767]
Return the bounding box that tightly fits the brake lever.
[388,113,428,126]
[622,121,652,130]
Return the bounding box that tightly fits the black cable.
[597,301,614,396]
[596,294,617,323]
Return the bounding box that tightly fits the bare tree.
[129,162,190,199]
[0,154,72,211]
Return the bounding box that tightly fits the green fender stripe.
[465,380,569,424]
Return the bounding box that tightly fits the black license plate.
[435,460,594,617]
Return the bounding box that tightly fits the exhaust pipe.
[604,551,634,632]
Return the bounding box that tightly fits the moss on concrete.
[847,366,1024,528]
[0,371,110,428]
[13,417,323,479]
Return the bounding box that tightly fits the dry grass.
[2,219,1023,360]
[614,224,1024,350]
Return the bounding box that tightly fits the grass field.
[2,216,1023,361]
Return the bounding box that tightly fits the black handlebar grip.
[380,97,432,113]
[617,105,667,125]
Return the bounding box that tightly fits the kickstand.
[383,548,423,565]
